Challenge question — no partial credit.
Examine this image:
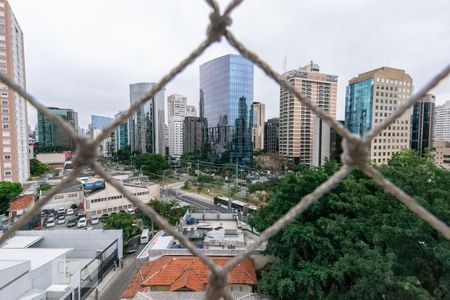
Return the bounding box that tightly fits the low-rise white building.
[40,181,84,211]
[0,230,123,300]
[84,179,160,218]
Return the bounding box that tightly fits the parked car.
[127,208,135,214]
[77,217,87,228]
[46,219,55,228]
[57,215,66,225]
[125,235,140,254]
[66,208,75,216]
[90,216,99,225]
[99,214,109,223]
[57,207,65,215]
[67,218,76,228]
[47,216,55,223]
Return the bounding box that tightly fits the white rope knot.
[207,12,231,42]
[341,137,369,167]
[73,138,99,168]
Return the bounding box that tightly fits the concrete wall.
[36,153,65,165]
[0,261,32,300]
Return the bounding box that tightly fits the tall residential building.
[183,117,205,154]
[129,83,165,155]
[186,105,197,117]
[279,61,337,166]
[114,111,129,152]
[37,107,78,151]
[251,102,265,151]
[434,100,450,145]
[200,54,254,165]
[345,67,413,164]
[411,94,435,156]
[264,117,279,153]
[0,1,28,183]
[167,94,187,158]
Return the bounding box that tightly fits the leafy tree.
[38,184,51,192]
[0,182,22,215]
[103,212,140,247]
[134,153,170,178]
[70,203,78,209]
[141,199,191,229]
[251,152,450,299]
[116,146,131,164]
[30,159,50,177]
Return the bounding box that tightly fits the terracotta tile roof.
[122,256,257,298]
[9,194,34,211]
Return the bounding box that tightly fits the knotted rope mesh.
[1,1,449,299]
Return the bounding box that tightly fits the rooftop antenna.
[283,54,287,73]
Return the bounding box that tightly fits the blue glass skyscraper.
[200,54,254,165]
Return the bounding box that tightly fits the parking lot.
[41,208,104,231]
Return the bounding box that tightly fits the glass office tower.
[129,83,165,155]
[200,54,254,165]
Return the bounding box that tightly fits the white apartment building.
[434,100,450,145]
[0,1,29,183]
[167,94,187,158]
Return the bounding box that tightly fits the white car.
[66,208,74,216]
[127,208,135,214]
[47,216,55,223]
[46,219,55,228]
[57,215,65,225]
[77,217,87,228]
[57,207,65,215]
[90,216,99,225]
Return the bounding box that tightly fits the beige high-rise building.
[167,94,187,158]
[345,67,413,164]
[251,102,265,151]
[0,1,28,183]
[279,61,337,166]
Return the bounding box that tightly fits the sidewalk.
[85,255,133,300]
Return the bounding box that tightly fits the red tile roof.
[9,194,33,211]
[122,256,257,298]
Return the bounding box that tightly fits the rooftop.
[122,256,256,298]
[9,194,34,211]
[0,235,43,248]
[0,248,71,270]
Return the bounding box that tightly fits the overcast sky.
[8,0,450,129]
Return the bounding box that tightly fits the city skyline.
[6,0,449,128]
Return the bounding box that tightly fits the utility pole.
[197,159,200,179]
[235,162,238,187]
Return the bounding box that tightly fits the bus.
[140,229,150,244]
[213,196,258,215]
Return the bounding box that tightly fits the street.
[166,187,229,213]
[99,244,145,300]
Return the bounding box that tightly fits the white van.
[140,229,150,244]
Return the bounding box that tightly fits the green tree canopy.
[30,159,50,177]
[134,153,170,178]
[251,151,450,299]
[141,199,191,229]
[103,212,140,247]
[116,146,131,164]
[0,182,22,214]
